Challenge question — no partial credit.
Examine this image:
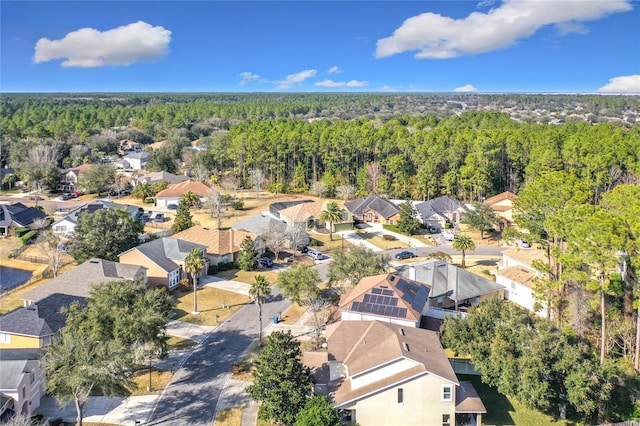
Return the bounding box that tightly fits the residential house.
[22,258,146,305]
[339,273,430,328]
[121,151,149,171]
[494,248,548,316]
[345,196,400,225]
[51,200,140,236]
[269,199,315,220]
[483,191,517,230]
[155,180,211,207]
[0,293,86,349]
[396,260,505,319]
[0,349,45,419]
[413,196,468,230]
[58,164,93,192]
[0,203,46,237]
[278,200,353,233]
[136,171,189,187]
[320,320,486,426]
[118,139,141,154]
[118,237,207,290]
[232,214,310,249]
[170,225,263,265]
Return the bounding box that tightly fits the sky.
[1,0,639,93]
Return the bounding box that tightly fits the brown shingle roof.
[339,274,429,322]
[170,226,254,257]
[495,265,537,289]
[327,321,458,406]
[155,180,211,198]
[503,247,547,267]
[456,381,487,413]
[483,191,517,206]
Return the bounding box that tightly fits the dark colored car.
[257,254,273,268]
[395,250,417,260]
[296,245,309,253]
[167,203,178,210]
[428,226,439,234]
[60,193,74,200]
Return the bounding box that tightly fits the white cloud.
[376,0,632,59]
[381,85,397,92]
[34,21,171,68]
[237,72,261,86]
[315,79,369,88]
[328,66,340,74]
[597,75,640,93]
[275,69,317,89]
[454,84,478,92]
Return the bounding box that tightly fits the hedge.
[21,230,38,245]
[14,227,31,237]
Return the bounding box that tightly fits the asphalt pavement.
[146,289,290,426]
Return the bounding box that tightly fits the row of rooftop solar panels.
[351,301,408,319]
[363,293,399,307]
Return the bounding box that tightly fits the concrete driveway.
[201,275,252,296]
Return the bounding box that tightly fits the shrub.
[231,361,252,375]
[208,264,218,275]
[21,230,38,245]
[217,261,235,271]
[14,227,31,237]
[382,234,396,241]
[308,239,322,247]
[230,199,244,210]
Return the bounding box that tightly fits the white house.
[494,248,548,317]
[121,152,149,171]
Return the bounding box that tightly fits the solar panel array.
[351,288,408,318]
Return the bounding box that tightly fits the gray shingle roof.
[0,293,86,338]
[52,200,140,227]
[22,258,145,303]
[231,214,310,246]
[0,360,30,389]
[344,196,400,219]
[396,259,504,302]
[126,237,207,273]
[414,195,466,221]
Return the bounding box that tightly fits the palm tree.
[185,248,206,315]
[319,201,345,241]
[452,234,475,269]
[132,182,153,201]
[250,274,272,344]
[3,173,17,190]
[180,191,201,208]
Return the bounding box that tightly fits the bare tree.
[35,231,67,277]
[248,168,265,199]
[336,184,356,201]
[310,180,328,197]
[109,174,131,198]
[366,162,381,195]
[204,188,225,229]
[220,174,239,196]
[261,225,288,260]
[191,163,210,183]
[28,144,62,164]
[308,298,331,350]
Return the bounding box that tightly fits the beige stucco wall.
[119,250,172,288]
[340,373,456,426]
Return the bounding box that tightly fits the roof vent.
[203,227,209,230]
[89,259,100,264]
[400,328,405,336]
[389,276,395,281]
[403,342,410,351]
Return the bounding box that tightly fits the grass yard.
[215,268,279,285]
[214,407,244,426]
[167,335,198,351]
[354,229,410,250]
[458,375,584,426]
[279,303,308,325]
[128,368,173,395]
[173,286,250,326]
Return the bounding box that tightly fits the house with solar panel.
[338,273,431,328]
[311,320,487,426]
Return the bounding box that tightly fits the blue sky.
[2,0,639,93]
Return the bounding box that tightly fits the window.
[42,335,52,346]
[389,219,395,225]
[442,414,451,426]
[397,388,404,404]
[442,385,452,401]
[0,333,10,344]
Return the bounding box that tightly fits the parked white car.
[443,230,455,241]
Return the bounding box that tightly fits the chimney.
[409,265,416,281]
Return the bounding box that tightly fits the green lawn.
[458,375,586,426]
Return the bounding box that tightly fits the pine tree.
[171,199,193,233]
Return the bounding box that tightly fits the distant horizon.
[2,1,639,93]
[2,91,639,96]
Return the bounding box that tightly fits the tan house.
[119,237,207,290]
[494,248,548,316]
[345,196,401,226]
[170,225,263,265]
[58,164,93,192]
[483,191,517,229]
[339,274,430,328]
[155,180,211,207]
[321,320,486,426]
[279,200,353,233]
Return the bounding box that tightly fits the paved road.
[146,290,290,426]
[384,244,507,259]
